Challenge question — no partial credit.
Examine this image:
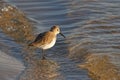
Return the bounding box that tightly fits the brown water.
[1,0,120,80]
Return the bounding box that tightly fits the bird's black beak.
[60,33,65,38]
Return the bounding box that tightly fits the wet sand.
[0,0,120,80]
[79,54,120,80]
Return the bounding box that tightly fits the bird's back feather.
[31,31,55,47]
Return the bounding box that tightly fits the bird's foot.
[41,56,46,60]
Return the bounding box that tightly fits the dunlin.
[29,25,65,59]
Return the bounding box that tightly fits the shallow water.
[1,0,120,80]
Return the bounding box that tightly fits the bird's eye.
[57,29,59,31]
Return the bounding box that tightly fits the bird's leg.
[41,49,46,59]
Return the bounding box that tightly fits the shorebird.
[29,25,65,59]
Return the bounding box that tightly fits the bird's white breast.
[41,38,56,50]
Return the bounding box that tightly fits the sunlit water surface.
[2,0,120,80]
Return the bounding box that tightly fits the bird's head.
[50,25,65,38]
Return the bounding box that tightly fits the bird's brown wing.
[34,32,46,42]
[33,31,55,45]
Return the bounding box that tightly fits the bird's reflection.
[19,52,60,80]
